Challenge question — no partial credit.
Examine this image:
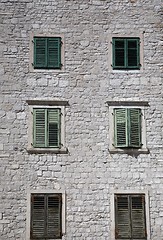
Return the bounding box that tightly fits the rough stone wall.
[0,0,162,239]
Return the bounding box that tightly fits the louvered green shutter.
[131,195,146,239]
[114,109,128,147]
[47,37,61,69]
[48,109,61,147]
[34,38,47,68]
[115,195,131,239]
[113,39,125,69]
[127,39,140,69]
[128,108,141,147]
[33,109,46,147]
[47,195,62,238]
[31,195,46,239]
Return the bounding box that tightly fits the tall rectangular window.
[34,37,62,69]
[30,193,62,239]
[112,38,140,69]
[115,194,147,239]
[114,108,141,148]
[33,108,61,148]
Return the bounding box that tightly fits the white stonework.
[0,0,162,239]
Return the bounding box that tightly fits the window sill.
[27,147,68,154]
[109,147,149,154]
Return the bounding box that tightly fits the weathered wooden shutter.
[33,109,46,147]
[48,109,61,147]
[128,108,141,147]
[113,39,125,68]
[47,194,62,238]
[127,38,140,68]
[31,194,62,239]
[34,38,47,68]
[47,37,61,69]
[114,108,128,147]
[131,195,146,239]
[115,195,131,239]
[31,195,46,239]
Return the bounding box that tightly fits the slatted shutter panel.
[47,194,62,238]
[47,37,61,69]
[131,195,146,239]
[115,195,131,239]
[48,109,61,147]
[33,109,46,147]
[31,195,46,239]
[128,109,141,147]
[114,109,128,147]
[34,38,47,68]
[113,39,125,68]
[127,39,140,68]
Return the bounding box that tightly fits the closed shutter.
[31,194,62,239]
[47,37,61,69]
[115,195,147,240]
[129,108,141,147]
[31,195,46,239]
[127,39,140,68]
[113,39,125,68]
[33,109,46,147]
[115,195,131,239]
[47,195,62,238]
[114,108,128,147]
[48,109,61,147]
[34,38,47,68]
[131,195,146,239]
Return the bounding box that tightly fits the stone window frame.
[107,101,149,154]
[26,189,66,240]
[29,33,65,72]
[26,99,68,154]
[110,189,150,240]
[108,32,144,72]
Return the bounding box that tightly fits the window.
[30,193,62,239]
[33,108,61,148]
[107,101,148,153]
[112,37,140,70]
[114,108,141,148]
[115,194,147,239]
[27,99,68,153]
[26,190,66,240]
[33,37,62,69]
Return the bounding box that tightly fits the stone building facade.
[0,0,162,239]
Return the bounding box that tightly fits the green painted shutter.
[115,195,131,239]
[34,38,47,68]
[47,194,62,238]
[128,108,141,147]
[131,195,147,239]
[114,109,128,147]
[33,109,46,147]
[47,37,61,69]
[48,109,61,147]
[127,38,140,68]
[31,195,46,239]
[113,39,125,69]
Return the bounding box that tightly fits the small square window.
[112,37,140,70]
[27,100,68,154]
[30,193,62,239]
[115,194,147,239]
[33,37,62,69]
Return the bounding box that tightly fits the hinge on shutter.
[32,40,34,43]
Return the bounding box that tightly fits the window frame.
[110,190,150,240]
[29,33,65,72]
[26,190,66,240]
[27,100,68,154]
[107,101,148,154]
[108,33,144,72]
